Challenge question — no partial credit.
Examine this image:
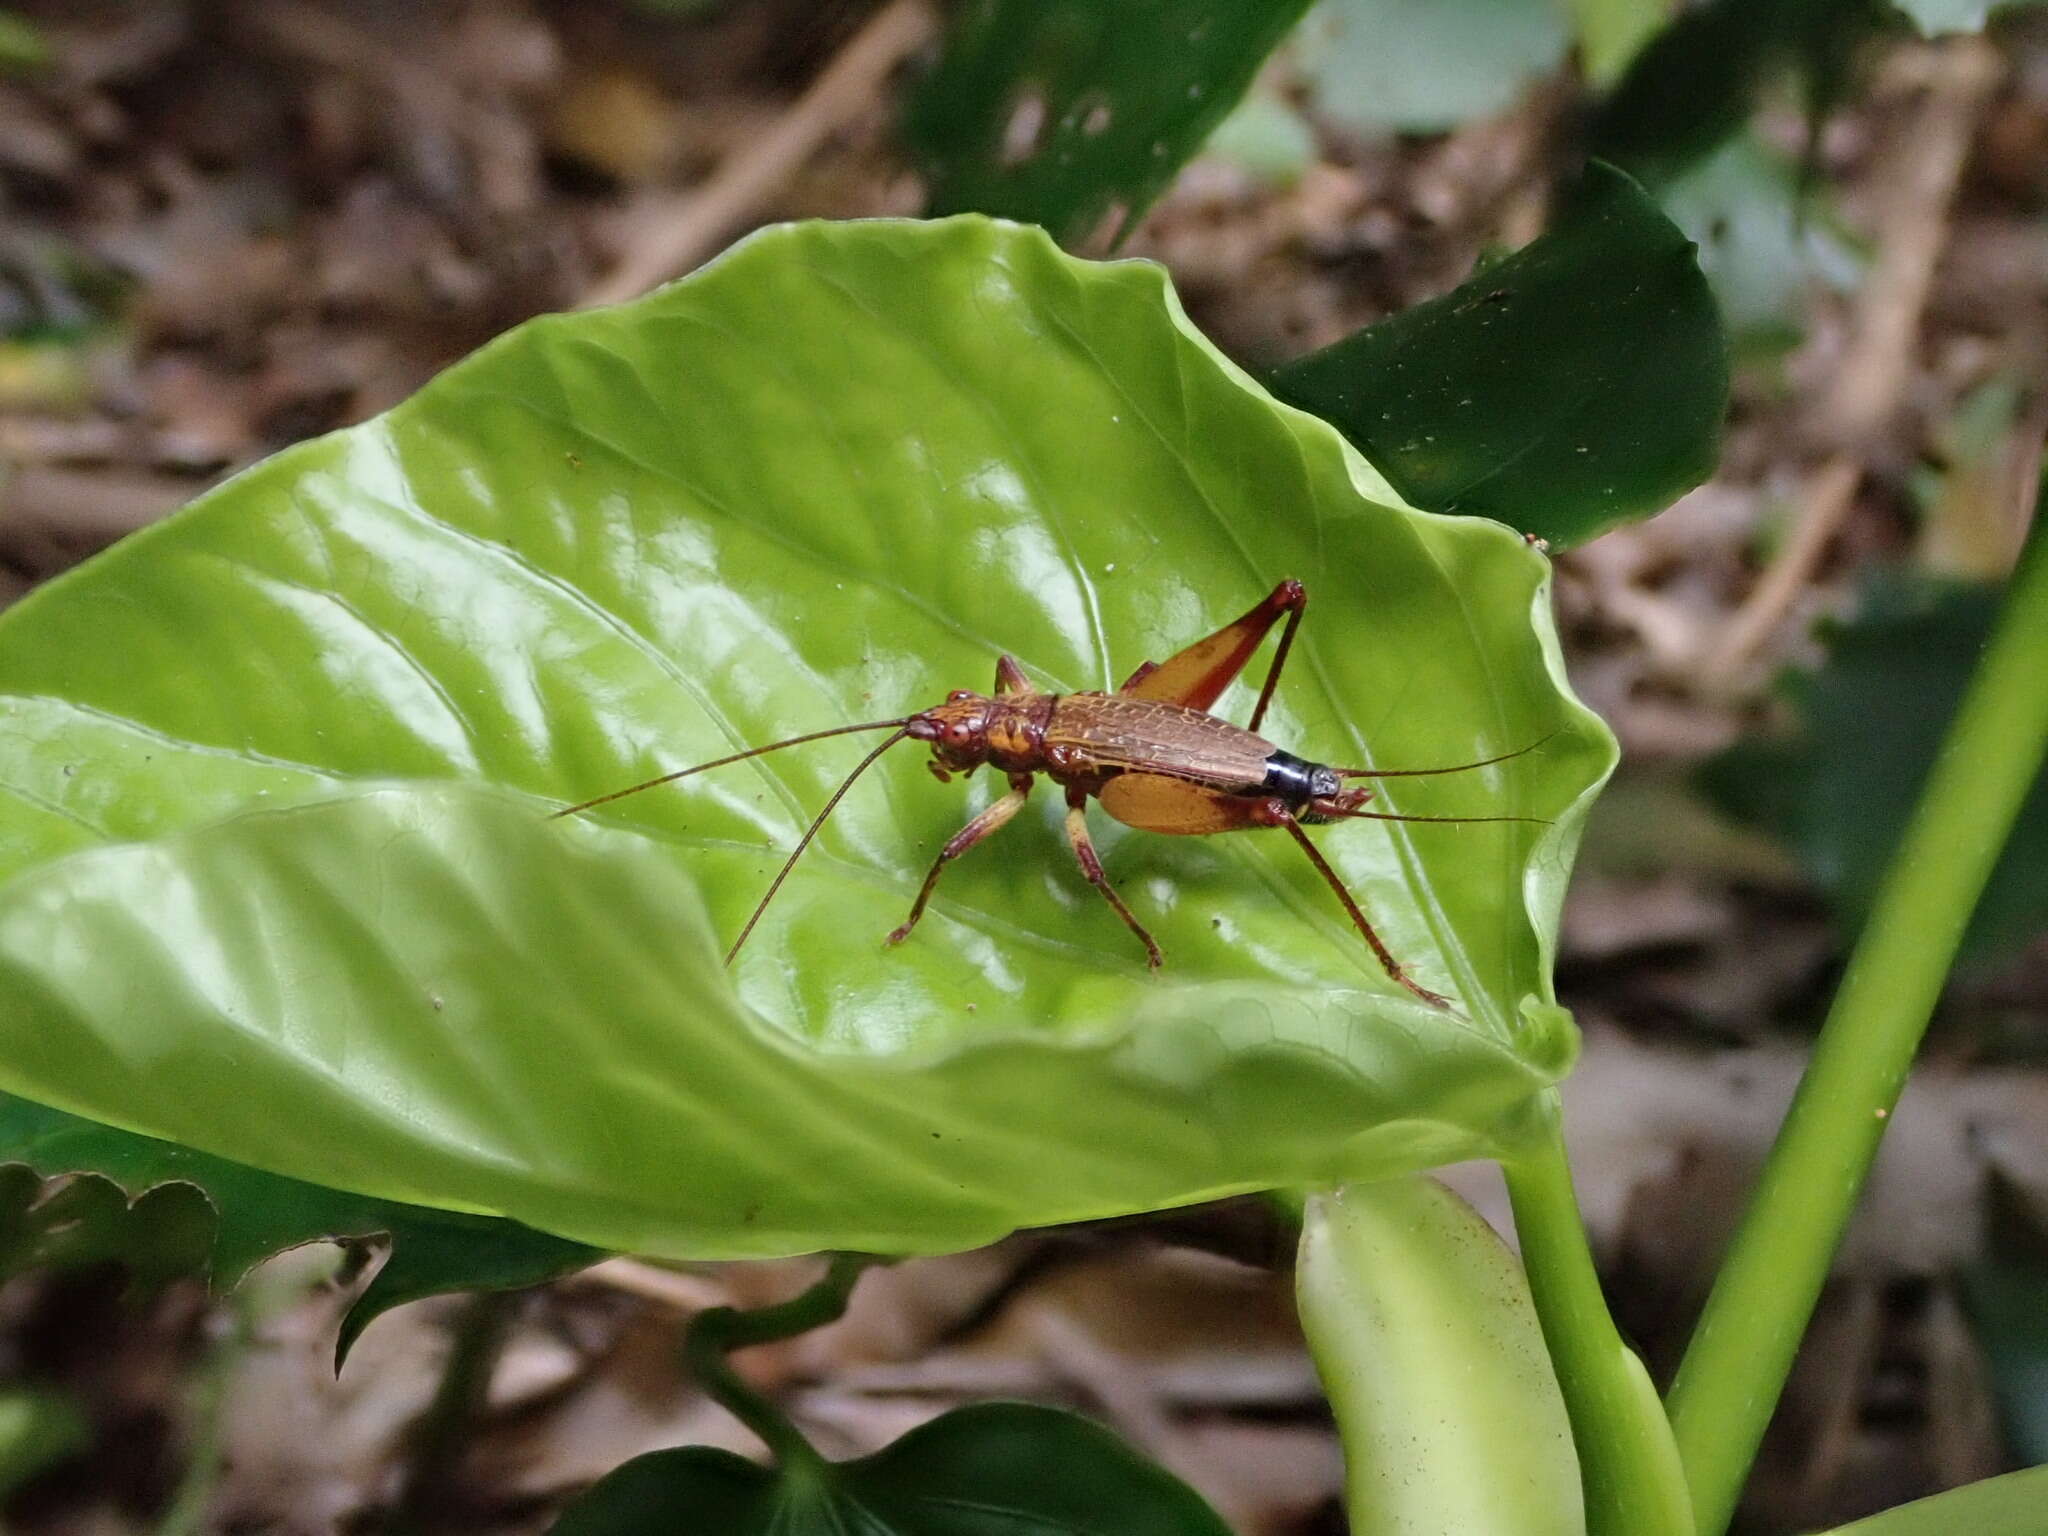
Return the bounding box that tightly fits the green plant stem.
[1666,517,2048,1536]
[387,1289,518,1533]
[683,1253,874,1472]
[1505,1109,1694,1536]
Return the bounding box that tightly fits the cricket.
[553,579,1545,1009]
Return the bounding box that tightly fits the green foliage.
[0,217,1609,1257]
[1964,1259,2048,1465]
[0,1095,599,1359]
[1297,1178,1586,1535]
[1658,135,1863,352]
[903,0,1311,245]
[547,1403,1230,1534]
[1702,575,2048,967]
[0,1388,87,1497]
[1591,0,1897,188]
[1297,0,1570,134]
[0,10,48,74]
[1269,163,1727,546]
[1814,1465,2048,1535]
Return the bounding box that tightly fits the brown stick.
[1705,37,2003,686]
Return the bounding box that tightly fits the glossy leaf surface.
[1269,163,1727,547]
[0,1094,599,1357]
[0,217,1610,1257]
[904,0,1310,246]
[1298,1178,1585,1535]
[548,1402,1230,1534]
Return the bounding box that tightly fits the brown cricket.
[552,579,1544,1008]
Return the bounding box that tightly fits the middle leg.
[1064,787,1164,970]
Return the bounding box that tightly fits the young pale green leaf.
[1269,163,1727,547]
[548,1402,1230,1534]
[1813,1465,2048,1535]
[1298,0,1570,135]
[1701,574,2048,968]
[0,217,1610,1257]
[0,1094,599,1358]
[903,0,1311,246]
[1298,1178,1586,1536]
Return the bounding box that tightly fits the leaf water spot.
[429,992,444,1011]
[1079,100,1112,137]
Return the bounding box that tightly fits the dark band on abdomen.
[1259,750,1323,804]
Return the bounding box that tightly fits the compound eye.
[945,722,974,747]
[947,690,975,703]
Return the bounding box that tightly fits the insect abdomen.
[1259,750,1326,804]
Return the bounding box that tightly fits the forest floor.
[2,2,2046,1532]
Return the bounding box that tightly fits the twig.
[1704,455,1862,683]
[1704,36,2003,686]
[580,0,935,307]
[568,1255,726,1312]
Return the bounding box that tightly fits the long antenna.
[549,718,914,819]
[724,725,913,965]
[1335,733,1556,780]
[1329,808,1551,826]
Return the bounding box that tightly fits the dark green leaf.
[548,1402,1231,1535]
[0,1094,599,1359]
[1297,0,1569,135]
[1963,1260,2048,1466]
[1700,574,2048,967]
[1268,162,1727,546]
[1590,0,1898,188]
[0,217,1611,1257]
[903,0,1311,245]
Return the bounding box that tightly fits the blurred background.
[1,1,2045,1531]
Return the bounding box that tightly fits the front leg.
[887,774,1033,947]
[1063,788,1164,970]
[1119,579,1307,732]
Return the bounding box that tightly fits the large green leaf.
[903,0,1312,246]
[1298,1178,1585,1535]
[1269,163,1727,547]
[546,1402,1231,1534]
[0,1094,600,1358]
[0,217,1610,1257]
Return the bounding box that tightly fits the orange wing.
[1098,773,1266,835]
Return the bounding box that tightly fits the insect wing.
[1098,773,1266,835]
[1047,694,1275,786]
